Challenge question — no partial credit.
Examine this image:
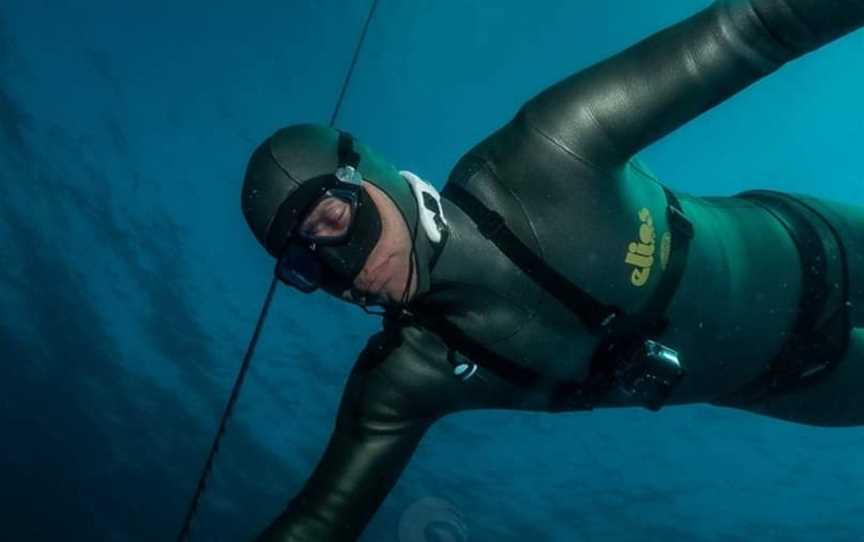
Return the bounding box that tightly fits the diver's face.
[301,181,417,306]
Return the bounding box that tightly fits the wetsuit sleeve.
[521,0,864,171]
[254,323,532,542]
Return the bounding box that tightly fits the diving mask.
[269,133,383,293]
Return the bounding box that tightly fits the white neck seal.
[399,170,448,244]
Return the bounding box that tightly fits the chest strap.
[411,181,694,410]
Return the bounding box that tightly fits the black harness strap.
[441,183,620,333]
[713,190,852,406]
[413,181,695,410]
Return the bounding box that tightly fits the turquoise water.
[1,1,862,540]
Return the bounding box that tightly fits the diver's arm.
[520,0,864,171]
[253,331,438,542]
[252,323,526,542]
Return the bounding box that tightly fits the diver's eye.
[300,197,352,240]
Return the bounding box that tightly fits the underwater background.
[1,0,863,541]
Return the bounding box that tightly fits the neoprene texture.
[255,2,864,540]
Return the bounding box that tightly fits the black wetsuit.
[257,1,864,540]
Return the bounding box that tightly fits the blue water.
[1,1,863,541]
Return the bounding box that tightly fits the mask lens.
[298,188,358,245]
[275,242,321,293]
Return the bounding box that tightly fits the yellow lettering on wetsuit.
[625,208,656,287]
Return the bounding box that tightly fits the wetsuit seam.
[434,284,543,348]
[431,280,532,312]
[582,102,629,166]
[450,154,547,309]
[446,155,547,346]
[483,311,541,349]
[628,158,664,187]
[473,158,546,343]
[474,158,545,264]
[519,107,608,175]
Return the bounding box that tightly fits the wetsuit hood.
[241,123,437,298]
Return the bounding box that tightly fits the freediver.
[240,1,864,540]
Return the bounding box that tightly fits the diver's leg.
[784,194,864,327]
[727,328,864,427]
